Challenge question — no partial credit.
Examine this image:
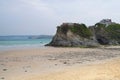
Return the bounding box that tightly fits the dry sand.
[0,46,120,80]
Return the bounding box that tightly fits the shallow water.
[0,35,52,51]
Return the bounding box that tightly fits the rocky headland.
[46,19,120,47]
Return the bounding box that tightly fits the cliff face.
[46,19,120,47]
[93,23,120,45]
[47,23,98,47]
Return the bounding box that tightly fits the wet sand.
[0,46,120,80]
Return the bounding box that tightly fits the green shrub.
[70,23,92,38]
[106,24,120,40]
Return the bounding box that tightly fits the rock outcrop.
[92,20,120,45]
[46,23,99,47]
[46,19,120,47]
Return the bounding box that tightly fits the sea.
[0,35,53,51]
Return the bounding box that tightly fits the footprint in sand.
[22,66,31,72]
[3,69,7,71]
[25,70,27,72]
[0,77,5,80]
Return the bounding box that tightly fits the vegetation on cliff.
[46,19,120,47]
[94,22,120,45]
[106,24,120,43]
[70,23,92,38]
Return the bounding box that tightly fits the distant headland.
[46,19,120,47]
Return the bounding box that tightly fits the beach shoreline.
[0,46,120,80]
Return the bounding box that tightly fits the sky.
[0,0,120,35]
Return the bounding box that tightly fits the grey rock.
[46,19,120,47]
[46,23,99,47]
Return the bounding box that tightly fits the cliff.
[46,23,98,47]
[46,19,120,47]
[89,20,120,45]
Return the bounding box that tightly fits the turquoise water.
[0,36,52,51]
[0,39,50,45]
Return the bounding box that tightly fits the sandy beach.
[0,46,120,80]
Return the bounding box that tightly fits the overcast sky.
[0,0,120,35]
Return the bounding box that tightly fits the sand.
[0,46,120,80]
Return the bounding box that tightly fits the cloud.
[18,0,57,17]
[0,0,60,35]
[0,0,120,35]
